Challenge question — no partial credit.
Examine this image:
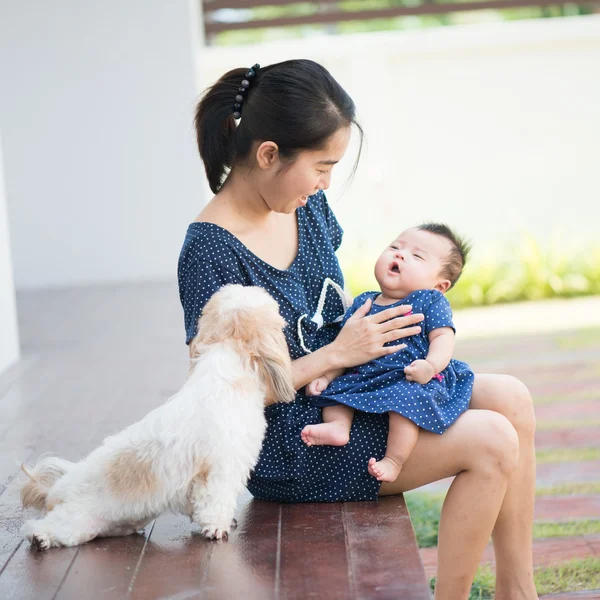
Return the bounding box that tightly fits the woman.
[178,60,537,600]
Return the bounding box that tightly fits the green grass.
[468,567,497,600]
[430,566,496,600]
[412,482,600,501]
[404,492,443,548]
[410,481,600,502]
[533,519,600,538]
[430,558,600,599]
[535,557,600,595]
[407,492,600,549]
[536,448,600,464]
[536,482,600,496]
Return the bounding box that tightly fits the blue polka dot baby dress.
[178,191,392,502]
[311,290,475,434]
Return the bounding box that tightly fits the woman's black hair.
[194,59,363,194]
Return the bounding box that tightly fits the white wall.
[0,0,204,289]
[0,133,20,374]
[200,16,600,261]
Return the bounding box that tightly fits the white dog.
[20,284,295,549]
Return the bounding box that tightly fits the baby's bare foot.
[301,423,350,447]
[368,456,402,482]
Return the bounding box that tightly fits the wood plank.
[129,493,280,599]
[53,529,152,600]
[0,353,74,487]
[0,540,78,600]
[128,513,213,599]
[202,494,280,600]
[279,502,352,600]
[0,284,188,597]
[0,379,145,599]
[0,284,432,598]
[344,496,432,599]
[0,356,111,578]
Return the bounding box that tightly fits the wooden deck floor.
[0,282,430,599]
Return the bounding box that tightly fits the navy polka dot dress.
[311,290,475,434]
[178,191,388,502]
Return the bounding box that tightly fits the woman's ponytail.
[194,68,247,194]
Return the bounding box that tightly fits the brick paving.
[421,534,600,578]
[536,428,600,450]
[419,319,600,597]
[534,496,600,521]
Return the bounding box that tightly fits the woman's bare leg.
[470,374,537,600]
[301,405,354,447]
[379,409,520,600]
[368,413,419,482]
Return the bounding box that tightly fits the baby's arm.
[404,327,454,384]
[305,367,346,396]
[425,327,455,373]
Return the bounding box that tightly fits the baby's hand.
[404,360,435,385]
[306,376,330,396]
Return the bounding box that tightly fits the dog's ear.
[255,354,296,404]
[189,331,203,360]
[251,324,296,404]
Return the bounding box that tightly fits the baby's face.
[374,228,452,298]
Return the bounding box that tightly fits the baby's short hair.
[416,223,471,288]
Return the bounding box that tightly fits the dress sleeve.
[424,293,456,337]
[178,254,244,345]
[319,191,344,251]
[340,292,372,328]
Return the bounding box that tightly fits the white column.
[0,0,204,288]
[0,132,20,374]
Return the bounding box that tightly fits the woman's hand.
[330,297,424,369]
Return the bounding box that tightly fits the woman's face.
[259,126,351,214]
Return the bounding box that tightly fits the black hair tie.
[233,64,260,120]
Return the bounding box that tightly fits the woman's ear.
[256,141,279,170]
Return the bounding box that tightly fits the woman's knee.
[468,411,520,479]
[501,376,536,439]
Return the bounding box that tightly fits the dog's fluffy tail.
[20,456,73,510]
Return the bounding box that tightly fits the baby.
[301,223,475,482]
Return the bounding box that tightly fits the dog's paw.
[30,533,51,551]
[21,522,51,551]
[200,524,230,541]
